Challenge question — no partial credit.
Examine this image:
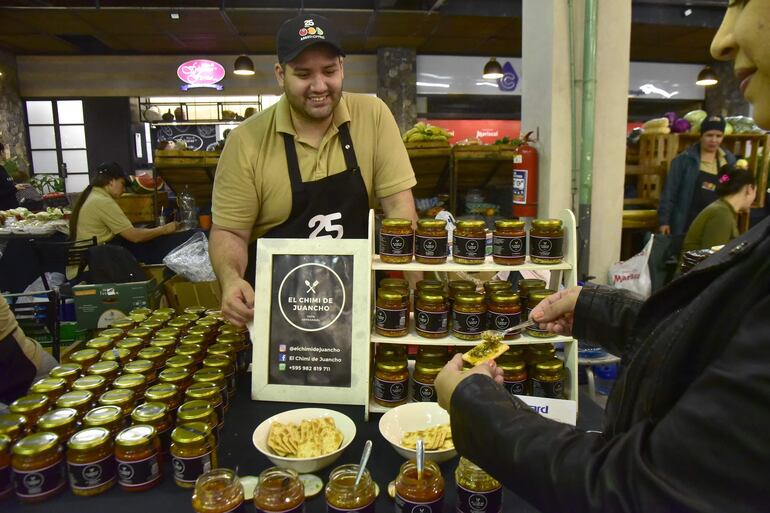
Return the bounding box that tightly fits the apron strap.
[338,123,359,171]
[282,132,305,194]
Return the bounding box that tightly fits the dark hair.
[69,162,126,240]
[715,164,755,197]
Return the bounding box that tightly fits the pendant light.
[695,66,718,86]
[482,58,504,80]
[234,55,255,76]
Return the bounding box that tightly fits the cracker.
[267,416,344,458]
[462,331,509,365]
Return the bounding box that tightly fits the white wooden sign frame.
[251,237,372,407]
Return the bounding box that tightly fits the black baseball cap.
[276,13,345,64]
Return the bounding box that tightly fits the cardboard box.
[73,279,158,328]
[163,275,221,311]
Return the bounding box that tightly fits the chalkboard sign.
[251,238,371,407]
[152,125,218,151]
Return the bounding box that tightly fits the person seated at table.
[0,295,58,406]
[681,163,756,255]
[69,162,179,263]
[0,142,30,211]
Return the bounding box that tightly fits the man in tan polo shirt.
[211,13,418,326]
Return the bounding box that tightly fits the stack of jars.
[378,217,565,265]
[0,305,248,503]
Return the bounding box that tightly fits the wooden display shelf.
[153,149,220,210]
[116,192,167,224]
[450,144,518,214]
[405,141,451,199]
[371,328,574,347]
[372,255,571,272]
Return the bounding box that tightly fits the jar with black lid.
[530,219,564,264]
[453,219,487,264]
[415,218,448,264]
[379,218,414,264]
[493,219,526,265]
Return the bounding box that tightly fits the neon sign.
[177,59,225,91]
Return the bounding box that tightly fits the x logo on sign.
[305,280,319,293]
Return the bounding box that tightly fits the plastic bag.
[177,188,198,230]
[163,232,216,282]
[608,236,653,298]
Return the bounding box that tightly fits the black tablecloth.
[0,232,66,293]
[5,374,605,512]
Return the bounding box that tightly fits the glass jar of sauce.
[97,327,125,342]
[453,219,487,264]
[375,288,409,337]
[452,292,486,341]
[166,354,197,373]
[394,459,444,513]
[154,307,176,318]
[124,359,157,385]
[192,468,245,513]
[411,358,444,403]
[86,360,121,384]
[116,337,145,359]
[175,344,205,367]
[177,401,218,444]
[11,432,66,502]
[82,405,125,437]
[114,425,162,492]
[455,457,502,513]
[110,319,136,331]
[98,389,136,418]
[379,218,414,264]
[530,358,565,399]
[525,289,557,338]
[85,336,115,352]
[55,391,94,420]
[137,346,166,371]
[67,348,101,370]
[48,363,82,388]
[0,414,28,444]
[206,344,237,366]
[177,313,201,325]
[373,347,409,407]
[131,402,173,454]
[29,377,67,405]
[129,307,153,317]
[112,373,148,398]
[158,368,193,392]
[415,292,449,338]
[515,279,546,302]
[168,318,192,335]
[100,347,132,366]
[155,327,180,340]
[496,352,528,397]
[529,219,564,264]
[9,394,50,427]
[325,463,376,512]
[483,280,512,300]
[448,280,476,310]
[525,344,556,369]
[145,383,181,413]
[493,219,526,265]
[0,435,11,500]
[380,277,408,290]
[72,374,108,398]
[253,466,304,513]
[126,327,153,343]
[140,318,164,333]
[185,383,224,435]
[149,337,177,357]
[66,427,116,496]
[415,218,448,264]
[183,306,206,317]
[416,279,445,295]
[202,355,236,398]
[215,333,248,375]
[192,368,229,413]
[487,291,522,339]
[170,422,218,488]
[36,408,78,442]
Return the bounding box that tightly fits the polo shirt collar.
[275,93,351,137]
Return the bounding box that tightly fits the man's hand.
[529,286,582,336]
[221,278,255,327]
[659,224,671,235]
[15,184,30,191]
[435,353,503,410]
[163,221,178,234]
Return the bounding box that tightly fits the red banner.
[424,119,521,145]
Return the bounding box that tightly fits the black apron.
[686,156,722,229]
[244,123,369,283]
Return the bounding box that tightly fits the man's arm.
[210,224,254,326]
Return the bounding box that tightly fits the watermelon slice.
[130,173,165,193]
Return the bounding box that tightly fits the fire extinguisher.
[512,131,538,218]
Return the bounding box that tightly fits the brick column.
[0,49,28,173]
[376,47,417,134]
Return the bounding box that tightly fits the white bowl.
[252,407,356,474]
[378,402,457,463]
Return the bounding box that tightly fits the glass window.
[65,173,90,193]
[59,125,86,149]
[29,126,57,149]
[57,100,84,124]
[31,150,59,174]
[26,101,54,125]
[62,149,89,175]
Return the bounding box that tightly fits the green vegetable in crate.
[402,122,452,143]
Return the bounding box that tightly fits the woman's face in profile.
[711,0,770,128]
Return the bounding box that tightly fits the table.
[5,375,605,512]
[0,232,66,293]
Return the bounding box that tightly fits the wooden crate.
[450,144,516,213]
[154,150,220,209]
[116,192,167,224]
[405,141,451,199]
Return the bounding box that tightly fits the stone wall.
[376,47,417,134]
[0,49,28,174]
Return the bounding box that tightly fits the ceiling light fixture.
[695,66,718,86]
[683,8,693,17]
[234,55,255,76]
[482,57,504,80]
[170,12,180,20]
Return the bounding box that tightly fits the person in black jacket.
[436,2,770,512]
[0,142,29,211]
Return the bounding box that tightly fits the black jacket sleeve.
[572,284,644,357]
[450,296,770,513]
[0,165,17,201]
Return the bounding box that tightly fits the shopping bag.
[608,236,653,298]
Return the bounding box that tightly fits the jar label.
[255,504,304,513]
[1,463,12,495]
[327,499,376,512]
[375,306,407,332]
[504,378,527,396]
[493,235,525,258]
[12,460,67,500]
[373,376,408,403]
[415,235,448,259]
[415,308,448,334]
[380,233,414,256]
[529,235,564,260]
[116,454,161,488]
[486,311,521,332]
[172,450,213,484]
[395,493,443,513]
[454,236,487,260]
[68,454,117,490]
[452,310,485,335]
[531,378,564,399]
[456,483,503,513]
[411,378,437,402]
